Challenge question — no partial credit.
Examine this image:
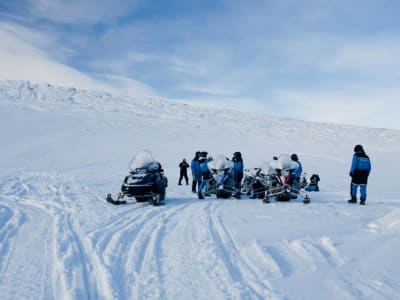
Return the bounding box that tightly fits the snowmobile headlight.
[217,170,225,175]
[127,176,144,184]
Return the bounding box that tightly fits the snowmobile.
[242,161,279,199]
[106,150,168,206]
[262,154,310,204]
[207,154,237,199]
[242,167,262,196]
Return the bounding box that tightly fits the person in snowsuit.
[348,144,371,205]
[178,158,190,185]
[290,153,303,190]
[198,151,211,199]
[306,174,320,191]
[232,152,244,199]
[191,151,201,193]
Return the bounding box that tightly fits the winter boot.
[198,191,204,199]
[360,198,366,205]
[348,196,357,204]
[263,197,271,203]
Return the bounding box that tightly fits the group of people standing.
[178,144,372,204]
[178,151,244,199]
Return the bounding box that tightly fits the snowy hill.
[1,80,400,299]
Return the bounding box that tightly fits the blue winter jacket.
[199,158,209,173]
[350,151,371,175]
[292,161,303,178]
[191,158,201,180]
[233,159,244,173]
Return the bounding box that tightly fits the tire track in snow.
[48,175,115,300]
[0,198,52,300]
[0,173,115,299]
[121,203,191,299]
[88,205,166,299]
[87,200,192,299]
[0,201,25,280]
[206,201,278,300]
[154,200,244,300]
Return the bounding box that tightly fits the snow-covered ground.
[0,80,399,299]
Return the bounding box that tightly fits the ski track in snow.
[1,172,400,299]
[205,202,277,299]
[0,173,283,299]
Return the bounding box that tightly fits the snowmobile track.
[206,201,278,299]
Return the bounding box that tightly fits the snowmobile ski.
[106,193,127,205]
[303,195,310,204]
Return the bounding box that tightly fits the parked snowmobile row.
[106,151,314,206]
[244,154,310,204]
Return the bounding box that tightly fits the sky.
[0,0,399,130]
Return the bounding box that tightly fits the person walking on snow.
[348,144,371,205]
[178,158,190,185]
[191,151,201,193]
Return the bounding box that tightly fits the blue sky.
[0,0,399,129]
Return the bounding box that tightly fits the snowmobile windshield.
[129,150,158,171]
[269,154,299,172]
[260,161,273,175]
[207,154,233,171]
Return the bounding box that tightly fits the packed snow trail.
[0,173,280,299]
[1,171,400,299]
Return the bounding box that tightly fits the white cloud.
[0,22,158,97]
[318,36,400,74]
[27,0,139,24]
[273,88,400,129]
[0,23,98,88]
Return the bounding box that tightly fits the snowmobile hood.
[129,150,159,171]
[268,154,299,172]
[207,154,233,171]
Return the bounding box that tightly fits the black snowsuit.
[179,160,190,185]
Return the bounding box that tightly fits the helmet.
[233,151,241,158]
[354,144,364,152]
[291,153,299,161]
[200,151,208,157]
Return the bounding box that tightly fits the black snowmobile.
[107,150,168,206]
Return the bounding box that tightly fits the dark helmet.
[273,156,278,160]
[200,151,208,157]
[195,151,200,156]
[233,151,241,158]
[354,144,364,152]
[291,153,299,161]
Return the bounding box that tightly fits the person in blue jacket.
[198,151,211,199]
[191,151,201,193]
[348,144,371,205]
[232,152,244,199]
[290,153,303,189]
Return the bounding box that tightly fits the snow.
[0,79,400,299]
